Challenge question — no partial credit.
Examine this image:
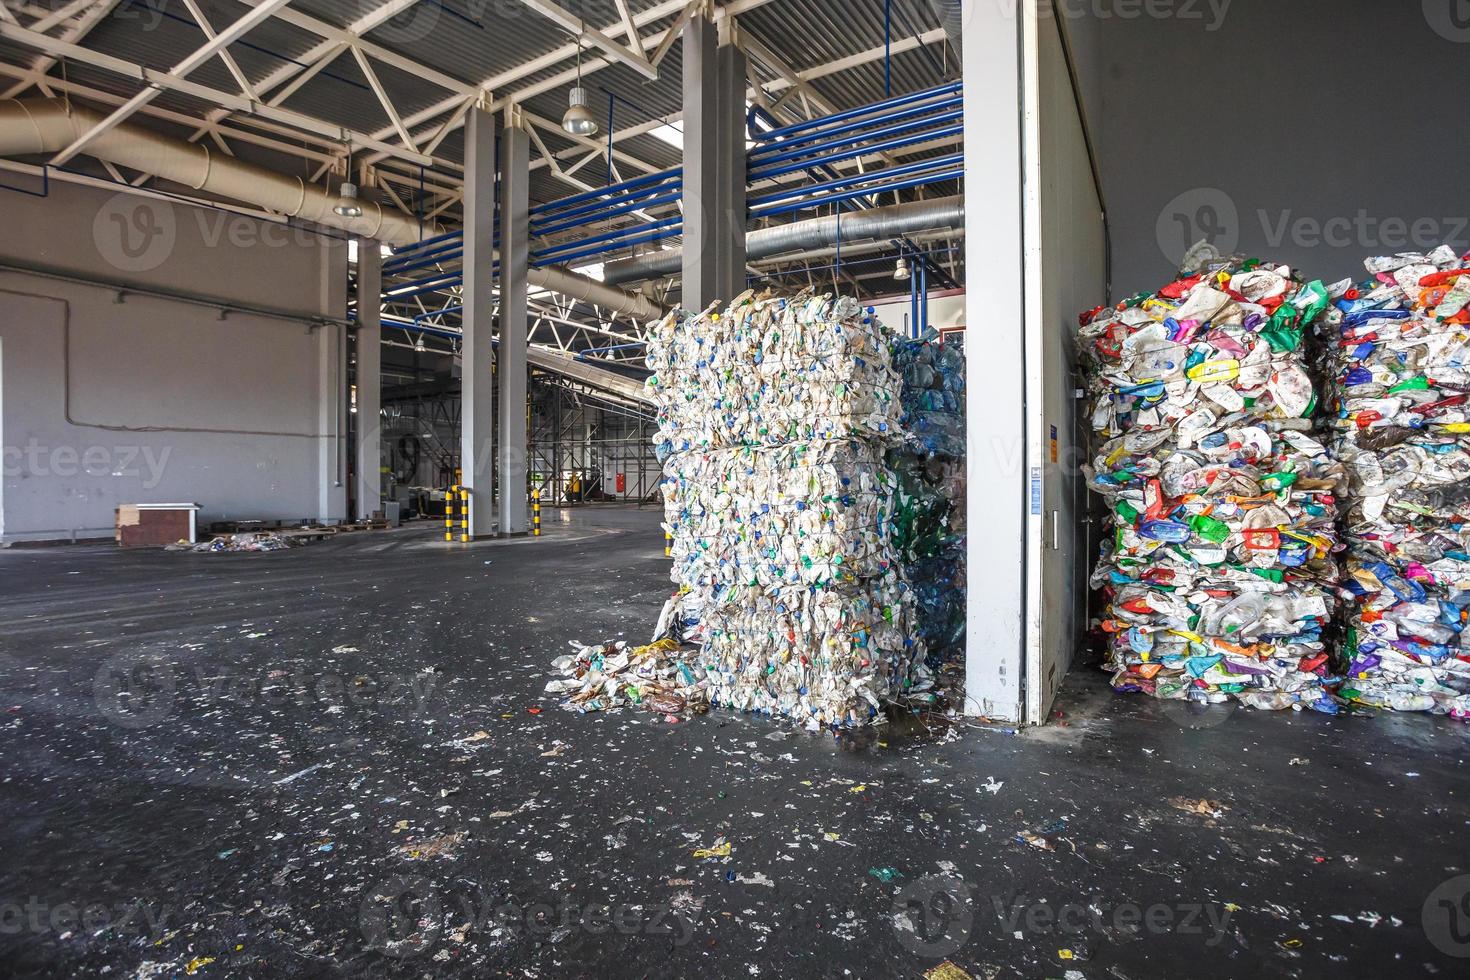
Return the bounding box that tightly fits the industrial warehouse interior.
[1,0,1468,977]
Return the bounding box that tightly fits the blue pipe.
[909,248,919,339]
[749,108,964,169]
[387,268,463,290]
[531,187,683,236]
[834,199,843,283]
[748,153,963,208]
[533,217,683,264]
[747,97,962,162]
[383,317,461,342]
[749,123,965,182]
[533,223,683,268]
[383,272,472,302]
[919,259,929,339]
[531,165,682,216]
[414,305,463,325]
[390,227,463,255]
[884,0,892,97]
[385,236,473,266]
[531,176,682,229]
[751,168,962,218]
[745,102,874,210]
[752,82,961,143]
[532,190,683,237]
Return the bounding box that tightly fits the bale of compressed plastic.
[694,577,924,729]
[1321,245,1470,718]
[647,290,925,731]
[892,333,966,459]
[645,292,901,459]
[1077,250,1342,712]
[888,330,967,696]
[661,439,901,590]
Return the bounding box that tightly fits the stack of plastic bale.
[1320,245,1470,718]
[888,329,967,707]
[1077,251,1344,712]
[646,290,924,731]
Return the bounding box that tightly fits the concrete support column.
[497,115,531,537]
[961,0,1025,723]
[460,104,498,539]
[715,22,748,302]
[681,9,746,310]
[317,236,349,524]
[355,240,382,521]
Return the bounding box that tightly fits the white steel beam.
[512,0,657,80]
[27,0,98,34]
[359,0,778,168]
[48,0,295,165]
[0,0,119,99]
[236,0,470,96]
[179,0,261,101]
[351,43,419,152]
[0,21,437,165]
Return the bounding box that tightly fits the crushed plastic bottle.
[1077,247,1342,712]
[1319,245,1470,719]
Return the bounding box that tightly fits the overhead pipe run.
[0,99,435,246]
[601,194,965,286]
[530,265,664,322]
[0,98,663,321]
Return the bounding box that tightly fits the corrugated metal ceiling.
[0,0,962,251]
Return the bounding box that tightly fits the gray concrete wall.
[0,180,350,542]
[1063,0,1470,296]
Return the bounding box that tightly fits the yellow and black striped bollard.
[533,490,542,537]
[445,485,458,542]
[460,487,471,543]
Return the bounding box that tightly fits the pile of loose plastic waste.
[177,532,299,553]
[1320,245,1470,717]
[645,290,928,730]
[545,639,710,719]
[889,331,967,698]
[1077,247,1344,712]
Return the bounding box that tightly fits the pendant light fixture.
[334,142,363,218]
[562,25,599,137]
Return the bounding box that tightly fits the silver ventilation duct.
[601,195,965,286]
[0,99,665,321]
[0,98,434,246]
